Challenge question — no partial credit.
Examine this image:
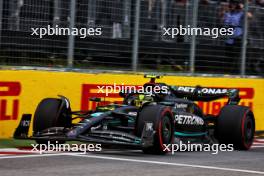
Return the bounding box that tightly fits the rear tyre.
[216,105,255,150]
[33,98,72,144]
[136,105,174,154]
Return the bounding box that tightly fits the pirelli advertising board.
[0,70,263,138]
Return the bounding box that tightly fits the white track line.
[255,139,264,141]
[67,153,264,175]
[254,142,264,145]
[0,148,38,153]
[0,153,66,159]
[0,152,264,175]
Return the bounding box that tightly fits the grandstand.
[0,0,263,76]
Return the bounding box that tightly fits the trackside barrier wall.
[0,70,263,138]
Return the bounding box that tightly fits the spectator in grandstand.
[95,0,123,38]
[145,0,186,41]
[221,0,252,73]
[176,0,186,42]
[198,0,219,44]
[256,0,264,6]
[248,0,263,48]
[110,0,123,38]
[147,0,154,19]
[146,0,170,41]
[9,0,23,31]
[167,0,186,42]
[160,0,170,41]
[87,0,96,27]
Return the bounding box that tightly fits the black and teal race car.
[14,75,255,154]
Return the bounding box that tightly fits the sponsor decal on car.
[175,103,188,109]
[174,114,204,126]
[128,112,137,116]
[177,86,228,94]
[91,112,104,117]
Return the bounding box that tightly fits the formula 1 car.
[14,75,255,154]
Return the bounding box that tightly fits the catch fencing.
[0,0,263,76]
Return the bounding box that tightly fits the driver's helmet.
[126,94,154,107]
[143,82,170,99]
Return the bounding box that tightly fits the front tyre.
[216,105,255,150]
[136,105,174,154]
[33,98,72,144]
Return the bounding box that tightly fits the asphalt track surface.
[0,144,264,176]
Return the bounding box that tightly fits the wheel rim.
[162,116,172,144]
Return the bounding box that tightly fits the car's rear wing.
[170,86,240,104]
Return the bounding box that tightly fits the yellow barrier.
[0,70,263,138]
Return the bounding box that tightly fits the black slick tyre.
[33,98,71,144]
[136,105,174,154]
[216,105,255,150]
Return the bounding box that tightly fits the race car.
[14,75,255,154]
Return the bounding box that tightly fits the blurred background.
[0,0,263,76]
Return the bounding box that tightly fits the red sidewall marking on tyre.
[158,120,164,151]
[241,110,253,149]
[158,108,173,152]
